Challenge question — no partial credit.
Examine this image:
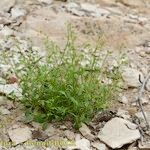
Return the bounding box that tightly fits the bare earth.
[0,0,150,150]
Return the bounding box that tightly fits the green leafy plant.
[1,25,121,129]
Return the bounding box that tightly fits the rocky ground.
[0,0,150,150]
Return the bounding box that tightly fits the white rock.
[38,0,53,4]
[11,6,27,19]
[65,2,84,16]
[141,67,148,76]
[105,7,122,15]
[122,67,143,88]
[66,2,79,10]
[44,124,56,136]
[0,83,22,98]
[67,138,91,150]
[80,3,110,17]
[64,130,75,140]
[145,47,150,54]
[70,9,85,16]
[75,133,81,141]
[97,8,110,16]
[79,123,94,140]
[0,0,16,12]
[8,126,32,145]
[117,108,130,120]
[98,117,140,149]
[101,77,112,85]
[81,3,99,13]
[119,95,128,104]
[129,14,138,20]
[0,106,11,115]
[91,8,110,17]
[124,16,137,24]
[135,47,141,53]
[92,141,107,150]
[60,125,67,130]
[0,26,14,37]
[138,17,148,22]
[76,139,91,150]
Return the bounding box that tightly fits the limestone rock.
[67,138,91,150]
[0,0,16,12]
[11,6,27,20]
[98,117,140,149]
[122,67,143,88]
[38,0,53,4]
[8,126,32,145]
[76,139,91,150]
[64,130,75,140]
[117,108,130,120]
[0,26,14,37]
[80,3,110,17]
[79,123,94,140]
[119,95,128,104]
[44,124,56,137]
[92,141,108,150]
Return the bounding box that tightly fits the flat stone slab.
[8,126,32,145]
[98,117,140,149]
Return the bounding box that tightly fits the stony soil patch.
[0,0,150,150]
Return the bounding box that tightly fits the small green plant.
[1,25,121,129]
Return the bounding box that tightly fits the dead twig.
[136,72,150,130]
